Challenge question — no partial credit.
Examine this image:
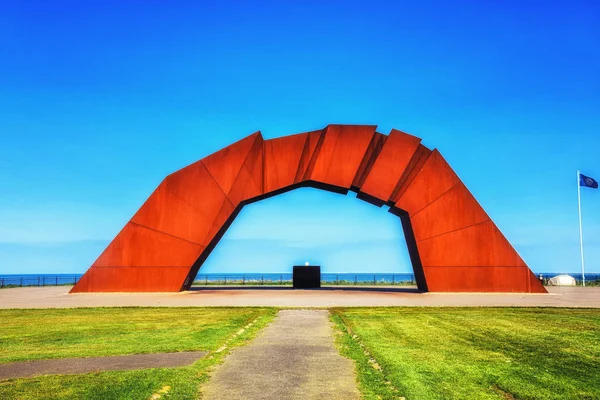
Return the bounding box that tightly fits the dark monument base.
[293,266,321,289]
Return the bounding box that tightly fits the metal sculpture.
[71,125,546,293]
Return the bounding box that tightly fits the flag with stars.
[580,173,599,189]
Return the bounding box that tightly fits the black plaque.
[293,266,321,289]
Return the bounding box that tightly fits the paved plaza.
[2,285,599,308]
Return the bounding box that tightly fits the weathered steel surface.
[71,125,546,293]
[264,132,310,193]
[359,129,420,202]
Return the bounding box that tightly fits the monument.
[71,125,546,293]
[293,265,321,289]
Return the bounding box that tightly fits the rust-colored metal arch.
[71,125,546,293]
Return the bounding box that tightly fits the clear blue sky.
[0,0,598,275]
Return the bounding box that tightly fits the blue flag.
[580,173,599,189]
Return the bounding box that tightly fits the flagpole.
[577,170,586,287]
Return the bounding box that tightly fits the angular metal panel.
[70,266,190,292]
[410,182,490,241]
[295,130,323,183]
[306,125,376,189]
[395,150,459,215]
[352,132,387,190]
[227,133,264,205]
[93,223,204,268]
[228,166,263,206]
[201,132,261,195]
[244,132,265,195]
[131,182,215,246]
[359,129,421,201]
[389,144,432,204]
[201,199,237,249]
[264,133,308,193]
[204,199,236,242]
[423,266,535,292]
[165,160,234,227]
[416,220,526,267]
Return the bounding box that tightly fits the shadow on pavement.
[188,286,421,293]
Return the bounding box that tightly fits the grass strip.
[331,311,403,399]
[0,307,273,364]
[333,307,600,400]
[0,307,276,399]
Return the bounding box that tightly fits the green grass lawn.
[332,307,600,400]
[0,307,276,399]
[2,307,599,399]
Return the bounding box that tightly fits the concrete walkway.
[2,286,600,308]
[0,351,207,380]
[202,310,359,400]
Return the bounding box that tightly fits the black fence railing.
[193,272,600,287]
[536,273,600,286]
[193,273,418,286]
[0,276,81,288]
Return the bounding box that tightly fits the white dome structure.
[547,274,577,286]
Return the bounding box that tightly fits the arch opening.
[185,186,427,291]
